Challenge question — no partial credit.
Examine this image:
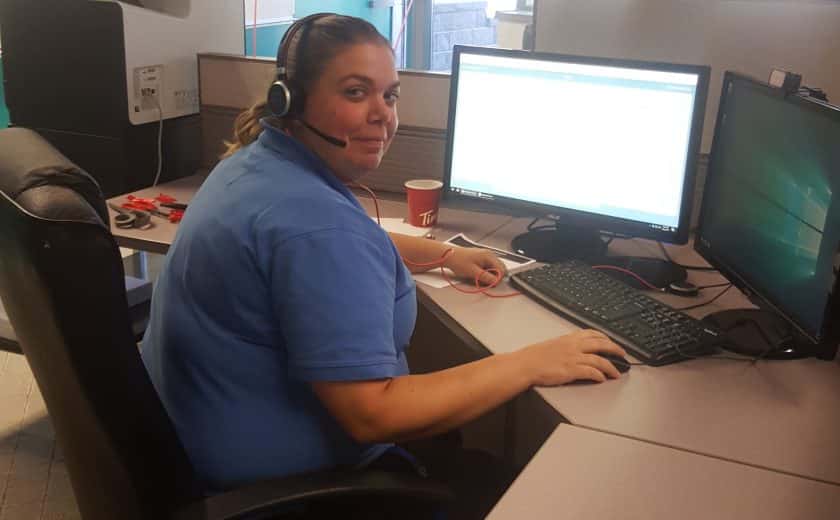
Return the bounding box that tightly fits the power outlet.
[134,65,163,112]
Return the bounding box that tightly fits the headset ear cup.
[268,80,292,117]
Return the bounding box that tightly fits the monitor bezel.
[442,45,711,244]
[694,71,840,345]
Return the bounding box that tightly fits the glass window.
[244,0,295,57]
[239,1,534,72]
[243,1,393,58]
[399,0,534,71]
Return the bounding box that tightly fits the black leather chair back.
[0,128,201,519]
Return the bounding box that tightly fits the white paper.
[375,217,430,238]
[413,233,536,288]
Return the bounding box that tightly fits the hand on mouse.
[518,330,627,386]
[443,247,507,286]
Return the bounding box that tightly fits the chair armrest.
[173,469,453,520]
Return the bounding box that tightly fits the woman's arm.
[388,232,506,285]
[312,330,626,444]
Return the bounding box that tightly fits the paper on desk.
[374,217,430,237]
[414,233,536,288]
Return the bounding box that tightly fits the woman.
[141,13,626,518]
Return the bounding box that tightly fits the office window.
[244,0,295,57]
[238,1,533,71]
[401,0,534,71]
[242,1,393,58]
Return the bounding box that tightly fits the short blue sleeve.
[265,225,402,382]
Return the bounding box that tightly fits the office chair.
[0,128,452,520]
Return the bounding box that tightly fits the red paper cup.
[404,179,443,227]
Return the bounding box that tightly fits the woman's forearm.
[388,232,452,273]
[312,331,623,444]
[313,350,535,444]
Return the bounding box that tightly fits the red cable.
[351,182,381,225]
[590,265,662,291]
[356,183,520,298]
[403,249,519,298]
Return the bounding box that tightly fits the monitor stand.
[701,308,814,360]
[511,228,608,264]
[511,228,687,289]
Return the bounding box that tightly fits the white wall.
[535,0,840,151]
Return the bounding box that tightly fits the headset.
[267,13,333,118]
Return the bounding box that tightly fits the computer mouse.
[597,353,631,374]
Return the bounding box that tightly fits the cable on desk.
[696,282,731,290]
[590,264,663,292]
[674,284,733,311]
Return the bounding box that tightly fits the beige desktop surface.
[109,175,513,255]
[488,425,840,520]
[420,217,840,485]
[108,174,206,254]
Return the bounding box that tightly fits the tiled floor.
[0,349,81,520]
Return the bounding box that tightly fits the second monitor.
[443,46,710,285]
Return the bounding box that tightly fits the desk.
[108,174,205,255]
[488,425,840,520]
[469,218,840,485]
[107,173,514,255]
[109,177,840,517]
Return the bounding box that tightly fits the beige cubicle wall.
[534,1,840,153]
[197,54,450,193]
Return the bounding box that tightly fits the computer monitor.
[443,46,710,285]
[695,72,840,360]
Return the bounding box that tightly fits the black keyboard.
[510,260,724,366]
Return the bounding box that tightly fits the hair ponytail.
[221,101,270,159]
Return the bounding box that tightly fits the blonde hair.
[219,14,390,160]
[221,101,270,159]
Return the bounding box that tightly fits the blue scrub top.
[141,120,416,491]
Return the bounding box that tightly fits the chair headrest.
[0,128,109,227]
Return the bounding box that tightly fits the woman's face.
[291,42,400,182]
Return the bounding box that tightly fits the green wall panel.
[0,57,9,128]
[244,3,392,58]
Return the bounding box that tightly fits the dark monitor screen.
[443,46,710,245]
[696,72,840,342]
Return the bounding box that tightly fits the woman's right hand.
[519,330,628,386]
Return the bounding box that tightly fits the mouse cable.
[673,284,733,311]
[657,242,718,271]
[353,182,520,298]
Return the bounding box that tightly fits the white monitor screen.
[447,50,704,235]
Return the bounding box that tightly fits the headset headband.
[275,13,333,82]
